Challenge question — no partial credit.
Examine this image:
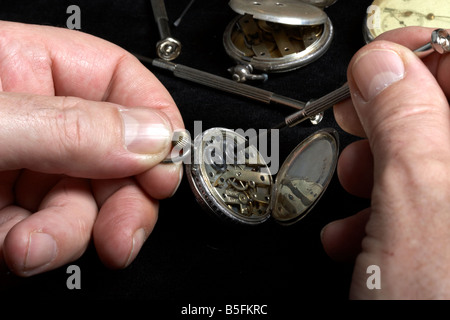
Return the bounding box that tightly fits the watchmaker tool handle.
[150,58,306,110]
[151,0,171,40]
[283,83,350,128]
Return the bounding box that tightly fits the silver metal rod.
[415,42,432,53]
[174,0,196,27]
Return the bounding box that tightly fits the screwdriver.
[134,54,307,111]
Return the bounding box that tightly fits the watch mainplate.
[186,128,273,225]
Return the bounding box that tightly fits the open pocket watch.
[223,0,336,78]
[184,127,339,226]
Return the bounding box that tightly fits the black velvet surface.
[0,0,373,310]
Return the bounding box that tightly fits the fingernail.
[119,108,172,155]
[125,228,146,267]
[24,232,57,275]
[352,49,405,101]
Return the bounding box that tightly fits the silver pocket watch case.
[186,127,339,226]
[301,0,338,8]
[223,0,336,75]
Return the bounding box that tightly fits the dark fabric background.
[0,0,373,308]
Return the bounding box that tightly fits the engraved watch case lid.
[186,128,339,226]
[228,0,328,26]
[301,0,338,9]
[270,128,339,225]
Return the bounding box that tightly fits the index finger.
[0,20,183,130]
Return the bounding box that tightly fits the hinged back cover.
[270,129,339,225]
[228,0,328,25]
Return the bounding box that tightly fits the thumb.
[344,42,450,299]
[0,92,174,178]
[348,40,450,168]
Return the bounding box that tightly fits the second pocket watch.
[223,0,336,75]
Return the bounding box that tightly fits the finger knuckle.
[369,101,448,156]
[54,100,90,156]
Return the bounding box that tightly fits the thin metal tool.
[135,54,307,110]
[273,28,450,130]
[174,0,196,27]
[150,0,182,61]
[280,83,350,128]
